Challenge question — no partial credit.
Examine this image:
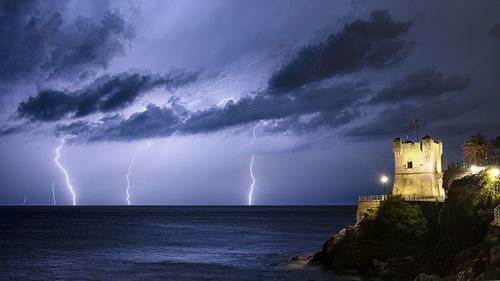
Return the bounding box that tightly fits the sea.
[0,206,362,281]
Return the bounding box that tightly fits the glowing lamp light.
[470,165,481,173]
[490,168,500,177]
[380,175,389,196]
[380,176,389,183]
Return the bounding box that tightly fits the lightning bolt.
[248,155,255,206]
[248,120,268,206]
[187,55,265,110]
[125,139,152,205]
[54,136,77,206]
[216,97,235,107]
[51,180,56,205]
[22,193,27,206]
[251,120,268,144]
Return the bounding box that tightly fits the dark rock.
[455,268,473,281]
[413,273,441,281]
[372,259,390,276]
[472,258,486,276]
[489,245,500,264]
[308,190,500,281]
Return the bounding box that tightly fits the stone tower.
[392,135,445,199]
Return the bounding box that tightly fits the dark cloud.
[56,82,368,141]
[298,109,361,132]
[369,67,471,104]
[268,10,413,91]
[43,12,135,79]
[265,109,361,135]
[56,103,182,142]
[182,82,367,134]
[344,67,472,139]
[17,71,198,121]
[4,6,478,145]
[0,125,22,136]
[0,0,134,82]
[108,104,181,140]
[344,103,421,139]
[344,97,483,140]
[490,21,500,39]
[54,120,93,137]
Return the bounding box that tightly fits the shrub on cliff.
[441,172,500,249]
[443,162,467,192]
[367,196,428,240]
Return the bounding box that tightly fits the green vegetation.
[493,136,500,163]
[462,134,500,165]
[442,162,467,191]
[441,171,500,249]
[362,173,500,246]
[462,134,490,165]
[366,196,428,240]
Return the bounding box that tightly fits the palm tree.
[462,134,491,165]
[491,136,500,164]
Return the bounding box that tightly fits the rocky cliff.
[310,173,500,281]
[311,221,500,280]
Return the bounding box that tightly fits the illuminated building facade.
[392,135,445,200]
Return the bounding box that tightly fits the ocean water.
[0,206,358,281]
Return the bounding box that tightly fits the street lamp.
[470,165,481,173]
[380,176,389,197]
[490,168,500,177]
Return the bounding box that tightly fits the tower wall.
[392,136,444,198]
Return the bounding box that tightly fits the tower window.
[407,161,413,169]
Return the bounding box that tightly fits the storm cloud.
[17,71,198,121]
[0,0,135,82]
[55,103,183,142]
[0,5,488,144]
[56,81,368,141]
[344,96,482,140]
[342,66,472,139]
[183,82,367,134]
[51,10,421,141]
[0,125,22,136]
[369,67,471,104]
[268,10,413,91]
[52,10,475,142]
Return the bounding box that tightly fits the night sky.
[1,0,499,205]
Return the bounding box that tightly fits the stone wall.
[392,136,445,199]
[356,200,381,222]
